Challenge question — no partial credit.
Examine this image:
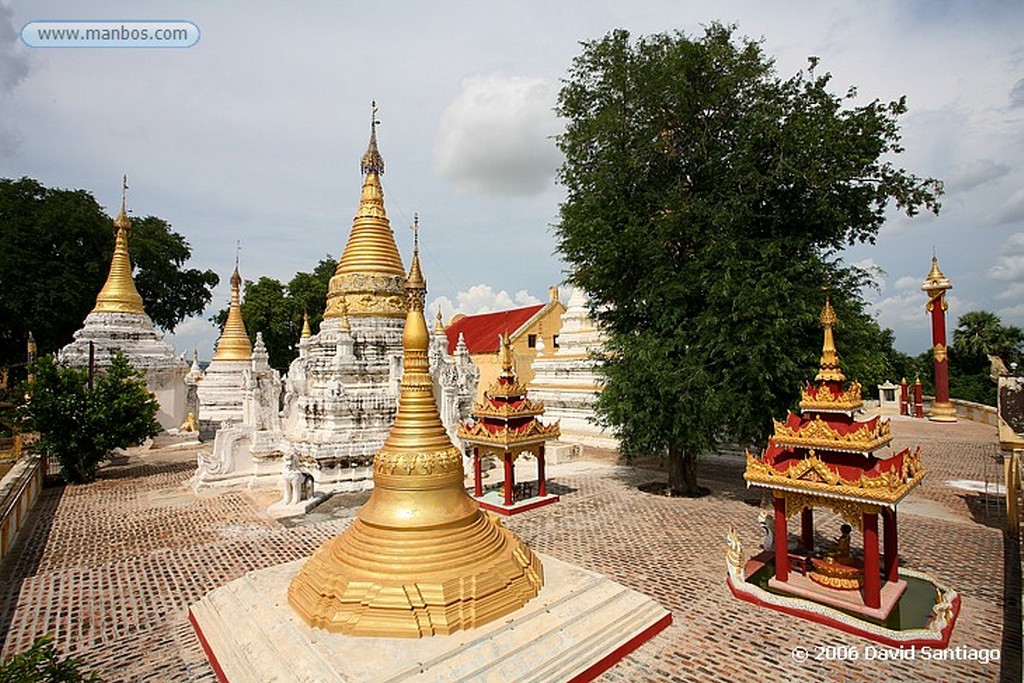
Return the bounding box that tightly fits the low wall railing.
[0,453,45,564]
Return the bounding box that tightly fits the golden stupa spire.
[289,223,543,638]
[922,252,952,297]
[324,102,407,319]
[815,295,845,383]
[300,310,312,338]
[213,246,252,361]
[434,307,445,335]
[92,175,146,315]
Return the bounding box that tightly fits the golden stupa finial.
[434,307,445,334]
[212,248,253,361]
[406,213,426,293]
[323,103,407,319]
[92,175,146,316]
[815,293,845,383]
[498,332,515,376]
[301,310,312,338]
[922,252,952,295]
[289,228,543,638]
[360,100,385,176]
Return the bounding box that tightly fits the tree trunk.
[667,443,700,496]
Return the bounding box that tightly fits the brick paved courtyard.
[0,417,1018,682]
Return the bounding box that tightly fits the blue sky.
[2,1,1022,359]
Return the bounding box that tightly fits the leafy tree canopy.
[0,177,218,373]
[213,256,336,369]
[555,25,942,494]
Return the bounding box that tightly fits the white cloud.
[851,257,886,293]
[996,188,1024,226]
[989,233,1024,288]
[433,74,561,196]
[429,284,541,322]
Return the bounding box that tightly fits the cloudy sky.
[2,1,1022,359]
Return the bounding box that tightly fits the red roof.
[445,304,545,355]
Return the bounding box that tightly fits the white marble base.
[190,554,671,683]
[265,492,328,519]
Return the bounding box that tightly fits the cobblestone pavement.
[0,417,1017,682]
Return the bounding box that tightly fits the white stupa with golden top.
[196,106,475,491]
[195,257,252,436]
[60,177,188,430]
[288,234,542,637]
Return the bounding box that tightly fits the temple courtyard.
[0,417,1018,682]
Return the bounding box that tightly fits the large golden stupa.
[288,227,543,638]
[323,102,408,320]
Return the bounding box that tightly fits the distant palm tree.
[952,310,1023,364]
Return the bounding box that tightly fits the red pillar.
[773,495,789,582]
[862,511,881,609]
[503,451,514,506]
[473,447,482,497]
[537,445,546,497]
[900,378,909,416]
[801,507,814,552]
[883,507,899,584]
[914,379,924,419]
[924,259,956,421]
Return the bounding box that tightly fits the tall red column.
[882,507,899,584]
[900,378,909,416]
[923,256,957,422]
[914,379,924,419]
[862,511,881,609]
[773,495,789,582]
[801,507,814,552]
[503,452,514,506]
[537,445,546,497]
[473,447,482,497]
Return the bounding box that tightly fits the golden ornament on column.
[288,218,543,637]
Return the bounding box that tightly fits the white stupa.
[59,177,188,430]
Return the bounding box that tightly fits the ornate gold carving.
[771,414,893,452]
[933,343,948,364]
[471,399,546,419]
[373,446,463,476]
[458,420,561,447]
[744,447,925,506]
[799,381,863,412]
[815,297,845,383]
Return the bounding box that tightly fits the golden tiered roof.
[289,225,542,638]
[458,333,560,449]
[92,176,146,316]
[799,297,863,411]
[744,447,925,506]
[324,103,407,319]
[922,255,952,296]
[771,414,893,453]
[212,262,252,361]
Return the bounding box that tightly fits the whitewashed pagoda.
[195,257,252,437]
[528,286,617,449]
[194,107,476,490]
[60,177,188,430]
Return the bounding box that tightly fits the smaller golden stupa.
[92,175,146,316]
[288,223,543,637]
[211,258,252,361]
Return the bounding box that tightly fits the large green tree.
[556,25,942,495]
[0,177,218,373]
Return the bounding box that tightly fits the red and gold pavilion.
[458,333,560,515]
[743,298,925,617]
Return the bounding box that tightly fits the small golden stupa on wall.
[288,224,543,638]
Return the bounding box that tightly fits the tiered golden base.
[288,511,542,637]
[928,401,958,422]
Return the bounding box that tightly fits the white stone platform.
[190,553,671,683]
